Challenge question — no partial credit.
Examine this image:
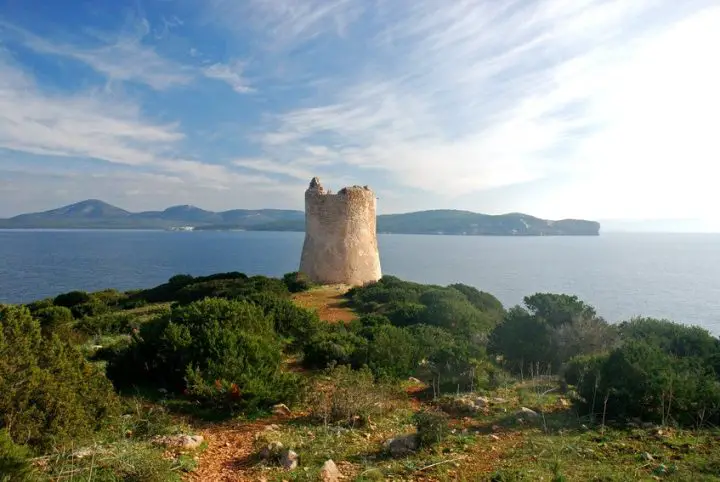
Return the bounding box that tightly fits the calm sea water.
[1,230,719,334]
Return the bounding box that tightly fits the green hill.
[0,200,600,235]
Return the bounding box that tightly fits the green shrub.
[91,289,127,307]
[619,317,720,362]
[383,301,425,326]
[76,311,134,336]
[563,354,604,387]
[575,341,720,426]
[24,298,53,315]
[356,313,392,328]
[248,292,321,346]
[70,298,110,319]
[302,325,366,369]
[410,324,481,393]
[0,305,120,450]
[413,409,449,447]
[53,290,91,308]
[0,430,39,482]
[283,271,314,293]
[449,283,505,315]
[34,305,74,338]
[489,294,616,374]
[130,272,249,304]
[353,324,417,379]
[308,365,401,426]
[420,288,496,338]
[107,298,299,410]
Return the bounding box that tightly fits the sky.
[0,0,719,227]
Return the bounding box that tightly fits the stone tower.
[299,177,382,286]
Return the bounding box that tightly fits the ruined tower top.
[299,177,382,286]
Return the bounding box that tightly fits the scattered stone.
[273,403,292,416]
[490,434,500,441]
[320,459,344,481]
[72,448,95,459]
[280,449,299,470]
[475,396,490,407]
[516,407,539,418]
[439,396,483,415]
[153,434,204,450]
[492,397,508,403]
[641,452,655,461]
[385,434,419,457]
[259,441,284,461]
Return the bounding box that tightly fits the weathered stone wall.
[299,177,382,286]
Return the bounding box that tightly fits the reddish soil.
[291,285,356,323]
[186,415,291,482]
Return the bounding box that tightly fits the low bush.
[383,301,425,326]
[308,364,402,426]
[619,317,720,363]
[53,290,91,308]
[352,324,418,379]
[247,292,321,347]
[107,298,299,411]
[0,305,120,451]
[449,283,505,315]
[0,430,39,482]
[76,311,135,336]
[302,325,367,369]
[573,341,720,426]
[283,271,314,293]
[489,294,617,374]
[33,305,73,336]
[413,409,449,447]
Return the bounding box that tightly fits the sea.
[1,230,719,334]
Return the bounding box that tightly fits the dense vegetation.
[2,271,719,480]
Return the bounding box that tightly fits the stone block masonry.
[299,177,382,286]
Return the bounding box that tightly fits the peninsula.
[0,199,600,235]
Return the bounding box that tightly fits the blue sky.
[0,0,719,226]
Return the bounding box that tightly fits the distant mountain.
[377,210,599,236]
[0,200,600,235]
[0,200,304,230]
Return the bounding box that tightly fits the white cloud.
[1,20,192,90]
[202,60,254,93]
[0,53,286,199]
[209,0,364,45]
[233,157,315,181]
[243,0,720,220]
[0,56,184,166]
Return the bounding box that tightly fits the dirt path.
[291,285,355,323]
[186,415,290,482]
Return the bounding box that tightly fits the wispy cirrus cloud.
[208,0,364,46]
[0,19,193,90]
[236,0,720,218]
[0,51,278,198]
[0,54,184,165]
[202,60,254,93]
